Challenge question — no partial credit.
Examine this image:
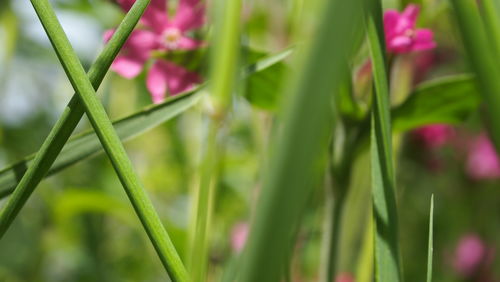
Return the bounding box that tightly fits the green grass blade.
[0,49,291,199]
[0,0,151,233]
[189,1,242,281]
[451,0,500,152]
[367,1,402,282]
[24,0,187,280]
[426,194,434,282]
[237,0,365,281]
[0,91,201,198]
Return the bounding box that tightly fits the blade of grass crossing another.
[367,1,402,281]
[237,0,366,281]
[27,0,187,280]
[426,194,434,282]
[0,48,292,199]
[451,0,500,153]
[0,0,152,236]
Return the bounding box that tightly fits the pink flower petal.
[146,60,202,103]
[230,222,249,253]
[169,0,205,32]
[453,235,487,277]
[388,35,412,53]
[335,273,355,282]
[177,36,204,50]
[117,0,169,33]
[147,61,169,103]
[412,29,437,51]
[413,124,455,148]
[402,4,420,27]
[383,10,400,38]
[466,134,500,180]
[111,55,145,78]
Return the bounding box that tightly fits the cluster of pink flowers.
[106,0,204,103]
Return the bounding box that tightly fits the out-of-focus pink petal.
[111,55,145,78]
[453,234,487,277]
[147,61,169,103]
[388,35,412,53]
[103,29,115,42]
[146,60,202,103]
[116,0,169,32]
[412,29,437,51]
[402,4,420,27]
[335,273,355,282]
[164,61,202,95]
[466,134,500,180]
[105,29,158,60]
[169,0,205,32]
[230,222,249,253]
[413,124,455,148]
[177,36,204,50]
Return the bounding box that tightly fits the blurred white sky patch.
[0,1,106,126]
[12,0,103,62]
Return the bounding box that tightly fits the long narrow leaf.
[0,49,291,199]
[24,1,187,280]
[426,194,434,282]
[237,0,365,281]
[452,0,500,153]
[367,1,402,281]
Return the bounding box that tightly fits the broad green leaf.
[243,49,291,111]
[0,49,290,199]
[426,194,434,282]
[392,75,480,132]
[237,0,365,281]
[452,0,500,153]
[367,1,402,281]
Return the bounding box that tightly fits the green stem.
[0,0,150,236]
[188,1,242,281]
[24,0,188,280]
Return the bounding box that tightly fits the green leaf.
[426,194,434,282]
[452,0,500,153]
[243,49,291,111]
[237,0,365,281]
[367,1,402,281]
[392,74,480,132]
[0,91,202,199]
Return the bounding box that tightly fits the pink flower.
[230,222,249,253]
[106,0,204,103]
[413,124,455,148]
[466,134,500,180]
[383,4,436,53]
[453,234,489,278]
[335,273,355,282]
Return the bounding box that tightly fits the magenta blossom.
[453,234,493,278]
[335,273,355,282]
[383,4,436,53]
[230,222,249,254]
[413,124,455,148]
[466,134,500,180]
[106,0,204,103]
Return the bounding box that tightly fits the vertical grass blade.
[188,1,242,281]
[237,0,365,281]
[367,1,402,281]
[25,0,187,280]
[426,194,434,282]
[451,0,500,152]
[0,0,151,236]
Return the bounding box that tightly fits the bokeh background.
[0,0,498,281]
